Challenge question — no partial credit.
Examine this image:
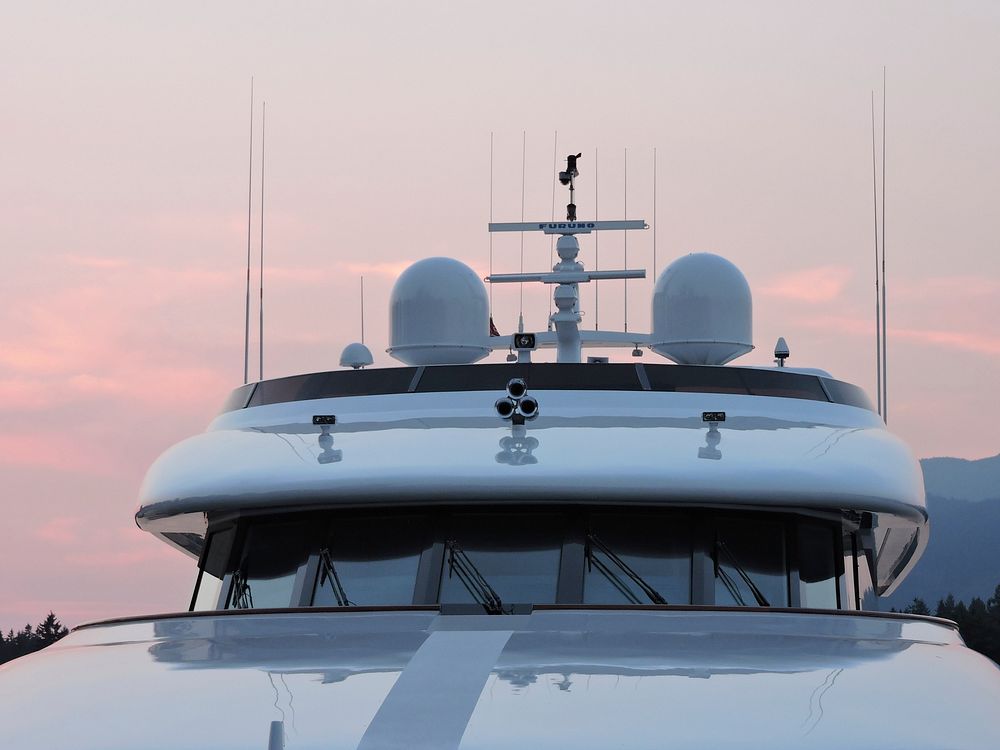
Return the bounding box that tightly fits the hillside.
[880,454,1000,610]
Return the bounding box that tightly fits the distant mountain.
[920,453,1000,502]
[881,454,1000,610]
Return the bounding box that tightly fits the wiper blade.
[319,547,355,607]
[231,569,254,609]
[715,539,770,607]
[445,540,504,615]
[586,534,668,605]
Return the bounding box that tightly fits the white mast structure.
[487,153,648,363]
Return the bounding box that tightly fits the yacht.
[2,156,998,749]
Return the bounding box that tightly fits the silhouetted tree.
[0,613,70,665]
[904,598,931,615]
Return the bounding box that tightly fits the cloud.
[894,327,1000,356]
[797,315,1000,357]
[338,260,414,278]
[35,517,81,544]
[759,265,853,303]
[61,254,131,270]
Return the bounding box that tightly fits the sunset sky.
[1,2,998,629]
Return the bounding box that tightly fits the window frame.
[191,505,857,612]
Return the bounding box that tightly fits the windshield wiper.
[230,568,254,609]
[715,539,770,607]
[445,540,504,615]
[585,534,668,605]
[318,547,355,607]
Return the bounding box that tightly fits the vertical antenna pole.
[871,91,882,417]
[549,130,558,323]
[243,77,254,385]
[258,101,266,381]
[653,147,657,282]
[881,68,888,424]
[624,146,628,333]
[594,147,599,330]
[361,275,366,345]
[489,132,494,317]
[518,130,526,332]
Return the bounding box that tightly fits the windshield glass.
[199,507,853,612]
[311,515,424,607]
[439,513,563,605]
[584,514,692,604]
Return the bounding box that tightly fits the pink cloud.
[61,254,131,270]
[0,431,118,474]
[797,314,1000,357]
[759,266,853,303]
[35,516,81,544]
[340,260,414,278]
[894,327,1000,356]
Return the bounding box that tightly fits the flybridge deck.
[221,362,874,414]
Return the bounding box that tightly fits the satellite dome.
[339,342,374,369]
[650,253,753,365]
[388,257,490,366]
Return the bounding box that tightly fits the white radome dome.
[388,257,490,366]
[651,252,753,365]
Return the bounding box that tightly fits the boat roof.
[136,362,925,594]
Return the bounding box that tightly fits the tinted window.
[228,522,310,609]
[312,516,425,606]
[439,514,563,605]
[715,518,788,607]
[584,514,692,605]
[798,522,840,609]
[740,370,829,401]
[192,526,236,611]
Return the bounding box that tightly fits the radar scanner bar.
[489,220,648,235]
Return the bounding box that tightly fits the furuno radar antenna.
[488,151,648,363]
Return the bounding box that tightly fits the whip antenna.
[361,276,365,344]
[881,68,888,423]
[243,76,254,384]
[489,132,494,317]
[519,130,526,331]
[624,147,628,332]
[871,90,882,417]
[653,147,657,281]
[594,148,599,329]
[258,100,266,381]
[549,130,558,322]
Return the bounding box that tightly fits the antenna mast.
[258,101,266,381]
[243,77,254,385]
[881,68,888,424]
[488,151,647,363]
[871,91,882,417]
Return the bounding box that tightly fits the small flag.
[489,317,501,337]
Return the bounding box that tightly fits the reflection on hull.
[2,608,997,749]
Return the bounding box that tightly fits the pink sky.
[1,2,998,629]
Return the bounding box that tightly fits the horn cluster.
[495,378,539,423]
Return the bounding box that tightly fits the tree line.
[898,585,1000,664]
[0,612,68,665]
[2,594,1000,666]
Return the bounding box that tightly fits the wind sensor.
[558,153,582,220]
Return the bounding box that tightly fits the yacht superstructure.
[1,153,997,749]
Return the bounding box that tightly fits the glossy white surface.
[1,609,996,749]
[388,258,490,365]
[651,253,753,365]
[138,389,925,588]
